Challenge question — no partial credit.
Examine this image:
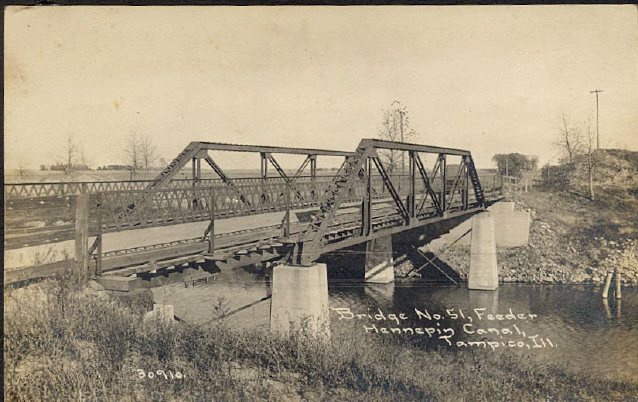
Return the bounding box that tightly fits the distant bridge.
[4,139,502,285]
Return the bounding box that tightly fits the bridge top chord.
[193,141,354,157]
[360,139,471,156]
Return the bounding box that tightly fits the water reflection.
[468,289,499,315]
[152,268,638,381]
[364,282,395,301]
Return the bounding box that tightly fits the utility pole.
[590,89,603,149]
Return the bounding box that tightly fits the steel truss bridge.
[4,139,502,284]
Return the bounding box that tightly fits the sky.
[5,5,638,172]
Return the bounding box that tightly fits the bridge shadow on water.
[318,212,474,285]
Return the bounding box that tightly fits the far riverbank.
[397,185,638,286]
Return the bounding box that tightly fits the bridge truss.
[4,139,502,283]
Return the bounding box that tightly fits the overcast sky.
[5,5,638,171]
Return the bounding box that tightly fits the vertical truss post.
[192,157,197,182]
[310,155,317,202]
[208,186,215,254]
[283,182,291,237]
[261,152,268,207]
[464,156,470,209]
[362,157,372,236]
[460,156,466,209]
[192,157,201,210]
[440,154,447,214]
[408,151,416,222]
[261,152,268,180]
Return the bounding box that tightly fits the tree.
[491,153,533,177]
[528,156,539,171]
[377,101,419,174]
[55,133,78,175]
[548,114,601,198]
[140,135,158,170]
[556,113,581,164]
[17,160,28,179]
[124,130,141,176]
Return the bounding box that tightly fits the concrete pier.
[493,210,531,248]
[270,263,330,338]
[440,202,530,248]
[97,275,149,292]
[364,235,395,283]
[468,212,499,290]
[489,201,515,214]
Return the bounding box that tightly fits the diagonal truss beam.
[371,156,410,222]
[445,156,467,210]
[266,154,307,201]
[299,147,370,264]
[414,154,443,216]
[203,155,251,206]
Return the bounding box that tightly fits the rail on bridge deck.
[4,139,503,284]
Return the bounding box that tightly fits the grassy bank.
[424,149,638,285]
[5,274,637,401]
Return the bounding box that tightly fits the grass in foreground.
[4,275,637,401]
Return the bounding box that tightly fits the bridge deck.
[4,193,500,284]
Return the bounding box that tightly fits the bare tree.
[139,134,158,170]
[17,160,29,179]
[556,113,581,164]
[378,101,419,174]
[62,133,77,175]
[124,130,141,177]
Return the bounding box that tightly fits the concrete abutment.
[270,263,330,338]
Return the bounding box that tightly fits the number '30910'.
[137,369,184,379]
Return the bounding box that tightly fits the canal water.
[152,266,638,382]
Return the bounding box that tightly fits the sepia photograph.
[4,4,638,400]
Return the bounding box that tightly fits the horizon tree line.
[37,131,163,176]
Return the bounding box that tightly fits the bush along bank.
[5,275,638,401]
[404,186,638,286]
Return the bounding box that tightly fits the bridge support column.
[270,263,330,339]
[468,212,499,290]
[364,235,395,284]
